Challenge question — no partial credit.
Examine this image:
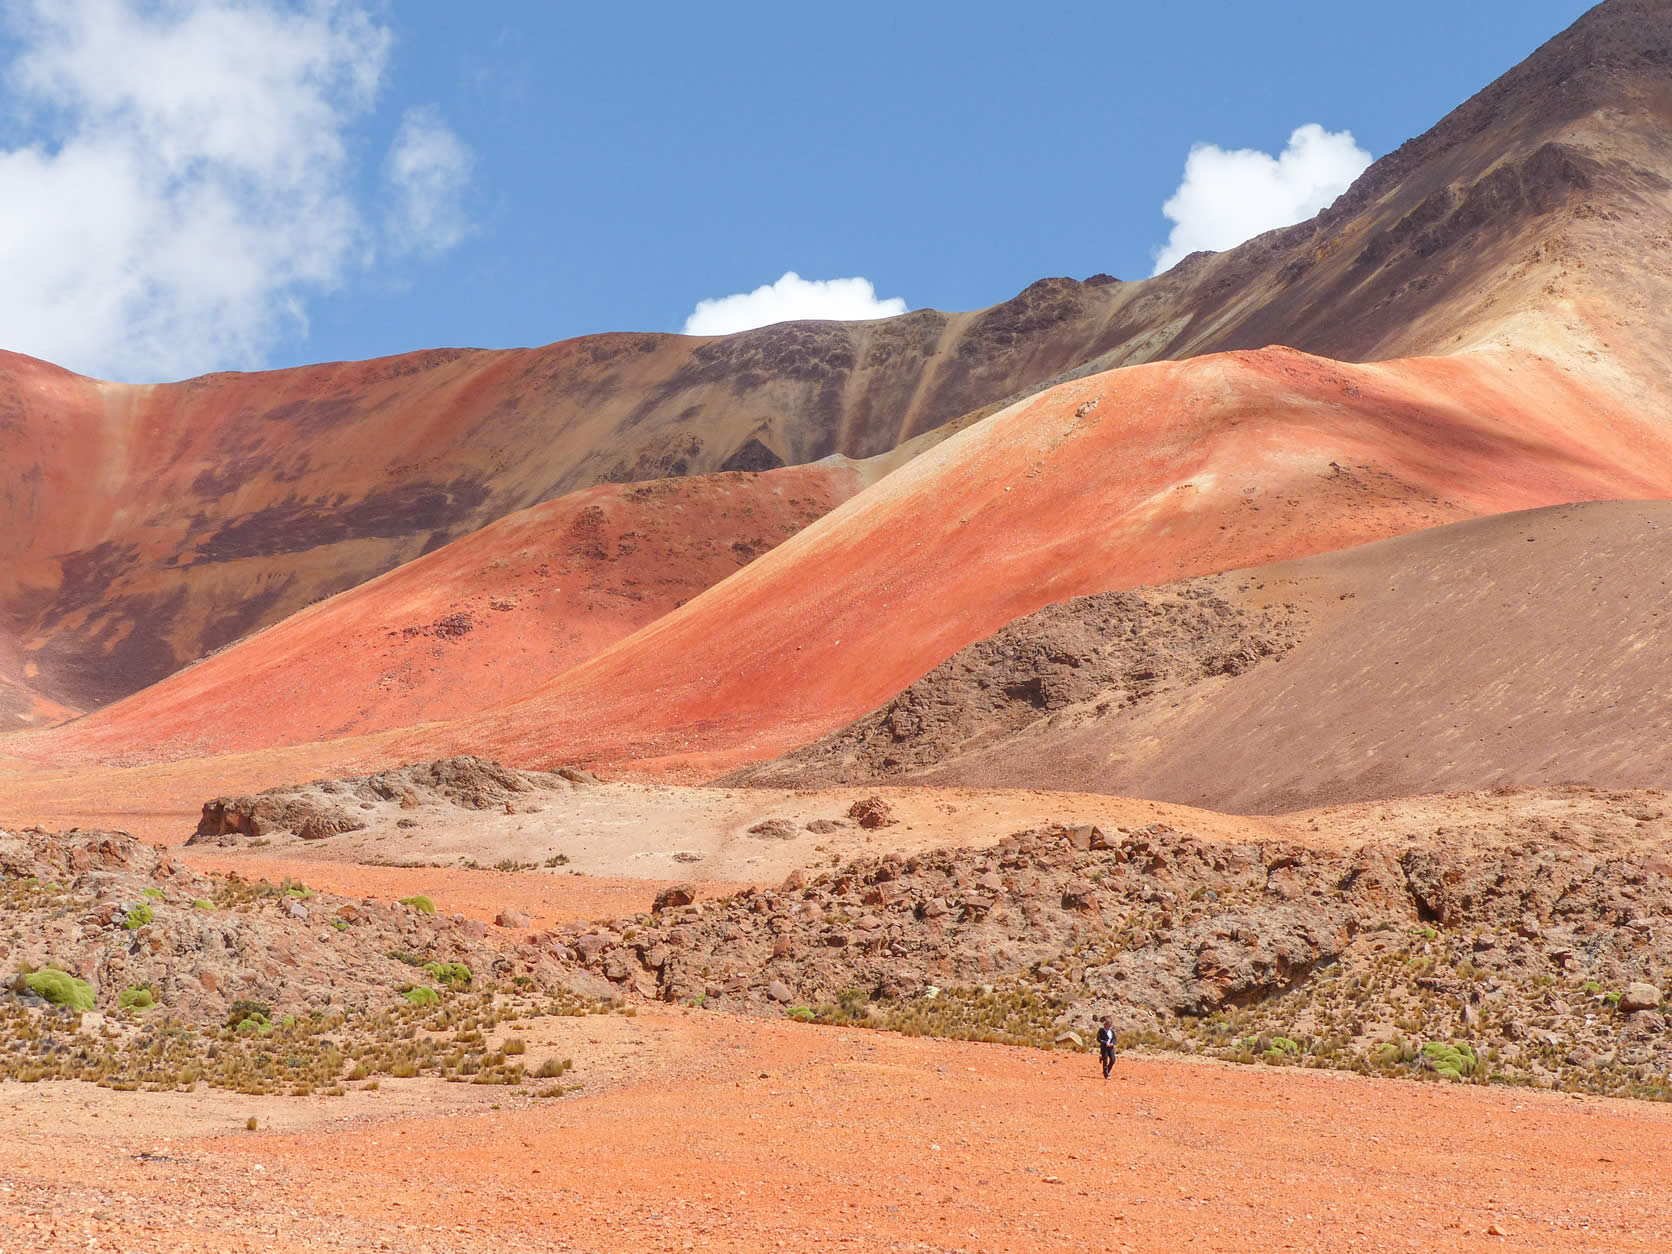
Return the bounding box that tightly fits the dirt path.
[1,1008,1668,1252]
[175,850,743,928]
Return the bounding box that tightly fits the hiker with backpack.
[1096,1017,1117,1079]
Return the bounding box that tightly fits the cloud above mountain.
[1152,124,1372,275]
[683,272,907,336]
[0,0,472,383]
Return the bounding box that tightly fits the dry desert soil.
[3,1006,1672,1253]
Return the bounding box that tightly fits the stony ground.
[0,825,622,1093]
[543,795,1672,1100]
[728,581,1304,786]
[6,781,1672,1249]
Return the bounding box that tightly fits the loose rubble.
[190,756,599,844]
[545,819,1672,1099]
[0,825,612,1094]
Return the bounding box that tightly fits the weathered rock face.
[189,756,596,844]
[538,815,1672,1093]
[0,826,591,1025]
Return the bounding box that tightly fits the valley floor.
[1,1006,1668,1253]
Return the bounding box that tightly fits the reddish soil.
[17,345,1672,786]
[1,1008,1668,1252]
[174,851,738,930]
[32,462,860,752]
[400,346,1672,778]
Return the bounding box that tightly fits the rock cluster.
[190,755,599,844]
[0,826,589,1025]
[731,583,1303,786]
[540,820,1672,1093]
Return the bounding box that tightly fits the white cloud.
[1151,124,1372,276]
[683,271,907,336]
[0,0,472,383]
[385,104,473,257]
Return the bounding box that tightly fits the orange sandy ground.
[176,850,747,929]
[1,1008,1668,1253]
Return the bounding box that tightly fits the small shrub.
[404,986,440,1007]
[535,1056,572,1078]
[502,1037,526,1055]
[23,968,94,1011]
[225,1000,273,1033]
[423,962,472,987]
[543,854,569,868]
[387,950,422,966]
[192,899,214,910]
[124,903,154,930]
[330,918,350,931]
[141,887,165,900]
[786,1005,817,1023]
[118,986,157,1011]
[246,1116,257,1131]
[399,895,436,915]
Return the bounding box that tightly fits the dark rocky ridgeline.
[551,819,1672,1098]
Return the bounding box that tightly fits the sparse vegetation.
[423,962,472,988]
[399,895,436,914]
[0,983,601,1094]
[22,968,95,1012]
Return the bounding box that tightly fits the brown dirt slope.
[739,499,1672,811]
[9,0,1672,724]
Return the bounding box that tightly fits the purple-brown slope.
[734,500,1672,812]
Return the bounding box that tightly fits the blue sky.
[0,0,1595,381]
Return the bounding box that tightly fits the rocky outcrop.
[537,815,1672,1095]
[190,756,598,844]
[732,583,1302,786]
[0,826,588,1025]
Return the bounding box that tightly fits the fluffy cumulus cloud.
[1151,124,1372,276]
[682,271,907,336]
[0,0,472,382]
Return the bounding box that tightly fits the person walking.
[1096,1017,1117,1079]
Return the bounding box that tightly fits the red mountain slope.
[26,462,861,753]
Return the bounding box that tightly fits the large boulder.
[1620,982,1663,1013]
